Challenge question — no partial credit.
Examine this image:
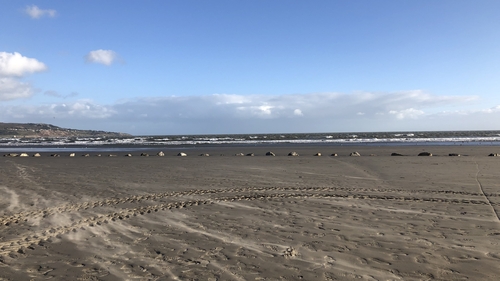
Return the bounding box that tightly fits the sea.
[1,130,500,153]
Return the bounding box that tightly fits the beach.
[1,145,500,280]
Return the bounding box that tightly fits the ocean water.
[1,131,500,151]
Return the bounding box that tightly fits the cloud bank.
[0,52,47,101]
[2,91,498,135]
[24,5,57,19]
[85,50,118,65]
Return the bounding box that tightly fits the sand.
[1,145,500,280]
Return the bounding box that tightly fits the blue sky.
[1,1,499,135]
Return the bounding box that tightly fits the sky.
[1,0,500,135]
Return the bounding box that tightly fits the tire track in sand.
[1,184,496,227]
[0,190,492,257]
[473,159,500,222]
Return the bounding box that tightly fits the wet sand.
[1,145,500,280]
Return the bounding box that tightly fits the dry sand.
[0,145,500,280]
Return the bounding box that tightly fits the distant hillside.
[0,123,131,138]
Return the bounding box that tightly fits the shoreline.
[2,144,500,157]
[1,140,500,149]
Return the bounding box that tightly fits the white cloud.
[213,94,250,105]
[480,105,500,114]
[259,105,274,115]
[85,50,118,65]
[0,52,47,101]
[2,91,497,134]
[0,52,47,77]
[389,108,425,119]
[0,78,34,101]
[24,5,57,19]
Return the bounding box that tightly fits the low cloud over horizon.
[1,91,499,135]
[1,53,497,135]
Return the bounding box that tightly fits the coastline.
[1,144,500,280]
[2,143,500,156]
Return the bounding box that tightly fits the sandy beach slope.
[1,145,500,280]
